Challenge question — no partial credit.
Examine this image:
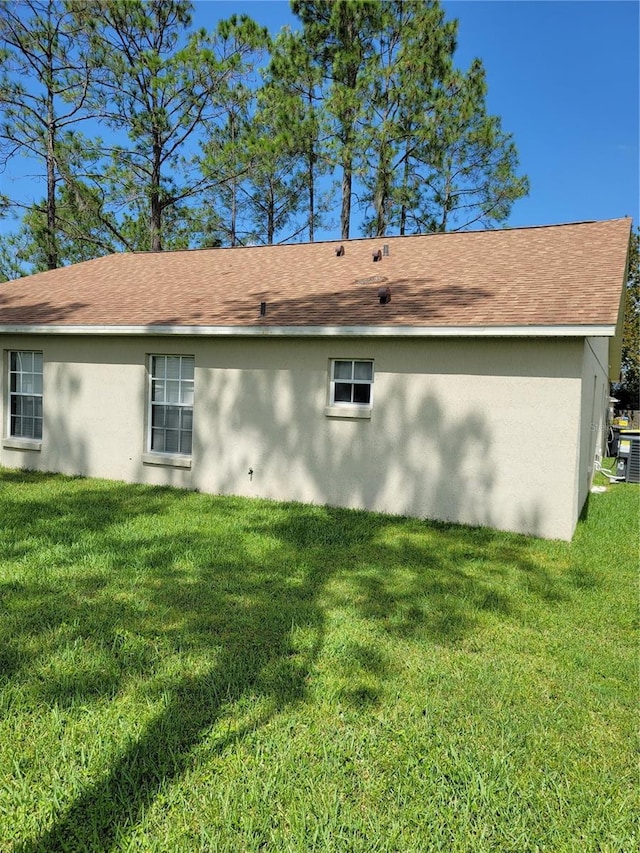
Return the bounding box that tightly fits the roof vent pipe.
[336,245,345,256]
[373,249,382,262]
[383,244,389,256]
[378,286,391,305]
[260,301,267,316]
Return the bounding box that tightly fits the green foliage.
[0,179,124,280]
[263,27,332,242]
[196,15,272,247]
[0,470,636,850]
[414,61,530,233]
[0,0,529,269]
[0,0,97,269]
[0,229,30,282]
[354,3,528,236]
[241,97,306,245]
[615,226,640,409]
[292,0,383,239]
[71,0,269,252]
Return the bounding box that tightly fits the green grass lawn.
[0,467,637,852]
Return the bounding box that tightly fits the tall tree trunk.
[306,87,315,242]
[44,8,58,271]
[45,87,58,269]
[399,139,411,236]
[341,159,351,241]
[229,114,238,247]
[150,136,162,251]
[438,168,452,232]
[267,185,275,245]
[307,150,315,242]
[374,144,392,237]
[374,189,385,237]
[230,175,238,247]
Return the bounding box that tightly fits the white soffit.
[0,323,617,338]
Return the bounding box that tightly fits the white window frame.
[325,358,374,419]
[6,350,43,444]
[146,354,194,460]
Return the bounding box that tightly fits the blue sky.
[193,0,639,231]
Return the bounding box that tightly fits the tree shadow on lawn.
[0,477,330,853]
[0,473,576,852]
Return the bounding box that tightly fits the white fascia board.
[0,323,616,337]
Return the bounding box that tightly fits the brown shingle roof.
[0,218,632,331]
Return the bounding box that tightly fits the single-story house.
[0,217,632,540]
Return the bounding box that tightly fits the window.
[149,355,194,455]
[330,359,373,407]
[9,351,43,440]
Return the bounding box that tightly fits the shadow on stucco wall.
[42,361,90,477]
[193,345,547,539]
[0,345,91,481]
[2,328,559,538]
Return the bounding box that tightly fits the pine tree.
[266,28,330,242]
[196,14,269,247]
[356,1,528,237]
[239,81,308,245]
[411,61,529,233]
[293,0,527,240]
[292,0,382,240]
[0,0,96,268]
[357,0,456,237]
[72,1,268,251]
[616,227,640,410]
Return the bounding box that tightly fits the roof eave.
[0,323,618,337]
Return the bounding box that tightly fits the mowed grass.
[0,467,637,853]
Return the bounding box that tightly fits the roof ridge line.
[128,216,633,257]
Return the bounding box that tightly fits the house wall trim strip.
[0,324,615,338]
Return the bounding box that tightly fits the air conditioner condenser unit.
[615,432,640,484]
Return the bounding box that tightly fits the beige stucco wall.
[574,337,610,524]
[1,333,590,539]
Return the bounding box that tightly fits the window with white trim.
[330,359,373,407]
[9,351,43,440]
[149,355,194,455]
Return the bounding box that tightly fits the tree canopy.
[614,226,640,411]
[0,0,529,276]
